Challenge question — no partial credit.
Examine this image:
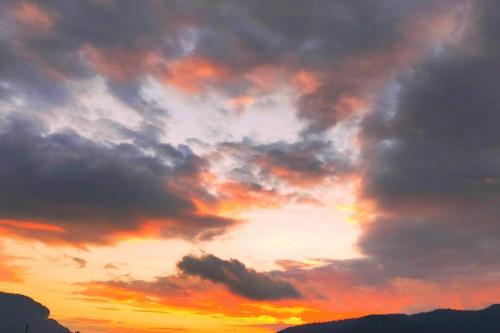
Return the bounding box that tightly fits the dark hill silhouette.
[0,292,72,333]
[279,304,500,333]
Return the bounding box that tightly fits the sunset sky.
[1,0,500,332]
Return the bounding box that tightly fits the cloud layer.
[2,0,500,329]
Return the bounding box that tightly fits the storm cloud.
[0,116,236,244]
[355,0,500,279]
[178,254,301,300]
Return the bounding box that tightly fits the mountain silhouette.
[279,304,500,333]
[0,292,72,333]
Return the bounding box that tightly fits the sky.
[1,0,500,332]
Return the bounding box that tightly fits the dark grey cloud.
[0,0,90,106]
[0,116,236,244]
[0,0,172,109]
[178,254,301,300]
[354,0,500,280]
[183,0,456,133]
[0,0,458,130]
[177,0,425,64]
[79,253,300,304]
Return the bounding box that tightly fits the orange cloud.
[0,219,64,233]
[293,71,320,94]
[12,2,54,31]
[86,46,237,95]
[214,181,289,213]
[85,47,163,82]
[265,165,329,187]
[226,95,255,110]
[164,163,308,216]
[199,178,320,215]
[244,66,284,92]
[162,56,230,93]
[0,263,23,283]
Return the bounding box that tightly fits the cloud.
[80,253,301,308]
[353,0,500,279]
[0,0,459,128]
[0,116,237,245]
[160,138,347,216]
[219,139,353,188]
[269,4,500,308]
[78,254,500,323]
[103,262,126,271]
[69,256,87,269]
[177,254,301,300]
[11,2,54,31]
